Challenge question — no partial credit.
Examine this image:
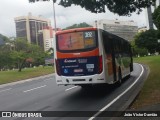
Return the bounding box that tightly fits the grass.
[0,66,54,85]
[130,55,160,109]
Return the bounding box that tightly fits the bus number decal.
[85,32,92,38]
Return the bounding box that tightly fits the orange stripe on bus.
[57,48,99,59]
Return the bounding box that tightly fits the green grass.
[0,66,54,85]
[130,55,160,109]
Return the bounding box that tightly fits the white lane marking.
[0,88,12,93]
[23,85,47,93]
[65,86,78,91]
[88,64,144,120]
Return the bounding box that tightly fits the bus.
[54,27,133,87]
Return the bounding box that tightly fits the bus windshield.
[56,31,97,52]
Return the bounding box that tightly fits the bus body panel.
[97,29,114,84]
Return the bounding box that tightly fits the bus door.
[110,37,117,82]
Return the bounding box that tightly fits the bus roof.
[56,27,97,35]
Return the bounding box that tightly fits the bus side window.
[113,36,119,54]
[102,32,111,54]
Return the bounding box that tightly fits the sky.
[0,0,147,37]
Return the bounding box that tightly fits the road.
[0,63,148,120]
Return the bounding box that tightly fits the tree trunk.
[18,67,22,72]
[18,59,25,72]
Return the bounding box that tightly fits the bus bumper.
[55,73,106,85]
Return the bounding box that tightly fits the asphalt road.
[0,63,148,120]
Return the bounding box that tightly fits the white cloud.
[0,0,147,37]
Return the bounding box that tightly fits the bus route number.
[85,32,92,38]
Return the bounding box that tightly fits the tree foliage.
[134,29,159,54]
[63,22,92,30]
[0,44,13,70]
[0,33,10,42]
[29,0,156,16]
[0,38,46,72]
[131,37,148,56]
[152,5,160,30]
[11,38,46,72]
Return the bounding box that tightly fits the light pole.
[94,20,97,28]
[53,0,57,32]
[158,39,160,54]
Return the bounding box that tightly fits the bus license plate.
[86,64,94,69]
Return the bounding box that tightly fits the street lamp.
[95,20,97,28]
[52,0,57,32]
[155,39,160,55]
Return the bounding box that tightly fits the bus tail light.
[55,59,61,76]
[98,55,103,74]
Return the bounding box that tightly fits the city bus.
[54,27,133,88]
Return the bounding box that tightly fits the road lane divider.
[23,85,47,93]
[88,63,144,120]
[65,86,78,91]
[0,88,12,93]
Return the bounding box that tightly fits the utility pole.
[53,0,57,32]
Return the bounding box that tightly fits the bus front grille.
[72,79,85,82]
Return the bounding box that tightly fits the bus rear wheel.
[117,68,122,86]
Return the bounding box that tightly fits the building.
[146,6,154,29]
[146,0,160,29]
[38,26,54,51]
[38,27,61,51]
[14,13,51,46]
[94,19,138,41]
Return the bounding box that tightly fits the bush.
[133,46,148,57]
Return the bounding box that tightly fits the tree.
[29,44,47,66]
[134,29,159,54]
[0,41,14,70]
[152,5,160,30]
[11,38,46,72]
[0,48,12,70]
[47,47,54,56]
[131,37,148,57]
[63,22,92,30]
[29,0,156,16]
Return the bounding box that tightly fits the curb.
[127,64,150,110]
[110,64,150,120]
[115,63,150,113]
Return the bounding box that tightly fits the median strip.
[23,85,47,93]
